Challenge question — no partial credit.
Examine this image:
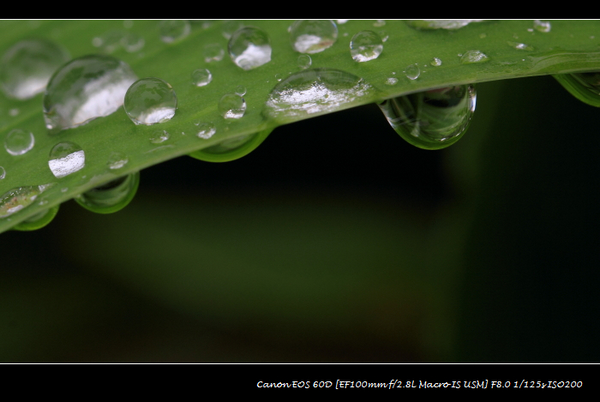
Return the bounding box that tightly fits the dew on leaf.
[0,38,70,100]
[228,26,272,70]
[235,85,246,96]
[533,20,551,33]
[192,68,212,87]
[75,172,139,214]
[124,77,177,125]
[48,141,85,178]
[460,50,489,64]
[204,43,225,62]
[0,183,53,219]
[218,93,246,119]
[405,64,420,80]
[194,121,216,139]
[297,54,312,69]
[378,84,477,150]
[385,77,398,85]
[508,41,534,51]
[43,55,138,133]
[150,129,170,144]
[158,20,191,43]
[4,128,35,156]
[92,30,126,54]
[121,32,145,52]
[350,30,384,62]
[431,57,442,66]
[0,166,5,179]
[107,151,129,170]
[289,20,338,54]
[222,21,244,39]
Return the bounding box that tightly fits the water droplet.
[289,20,338,54]
[192,68,212,87]
[385,77,398,86]
[12,204,60,231]
[150,129,170,144]
[121,32,145,53]
[350,30,383,62]
[43,55,138,133]
[124,77,177,125]
[228,26,272,70]
[195,121,216,139]
[218,93,246,119]
[431,57,442,67]
[0,166,5,179]
[297,54,312,69]
[378,84,477,150]
[264,68,376,124]
[553,72,600,107]
[0,184,53,218]
[405,64,420,80]
[460,50,489,64]
[203,43,225,62]
[158,20,190,43]
[533,20,551,33]
[107,151,128,170]
[48,141,85,178]
[406,20,483,30]
[92,30,126,54]
[4,129,35,156]
[235,85,246,96]
[0,38,70,100]
[507,41,534,51]
[188,128,272,162]
[75,172,140,214]
[221,21,244,39]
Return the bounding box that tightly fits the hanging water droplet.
[150,129,170,144]
[4,128,35,156]
[43,55,138,133]
[431,57,442,67]
[553,72,600,107]
[405,64,420,80]
[124,77,177,125]
[158,20,190,43]
[228,26,272,70]
[350,30,383,62]
[218,93,246,119]
[264,68,376,124]
[107,151,128,170]
[203,43,225,62]
[0,183,53,218]
[297,54,312,69]
[75,172,140,214]
[0,166,6,179]
[188,128,272,163]
[12,204,60,231]
[406,20,483,30]
[289,20,338,54]
[460,50,489,64]
[378,84,477,150]
[192,68,212,87]
[195,121,216,139]
[48,141,85,178]
[533,20,551,33]
[0,38,70,100]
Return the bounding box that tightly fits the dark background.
[1,75,599,362]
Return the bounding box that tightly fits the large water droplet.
[124,77,177,125]
[12,204,59,231]
[75,172,139,214]
[228,26,272,70]
[553,72,600,107]
[218,93,246,119]
[4,129,35,156]
[0,183,53,219]
[406,20,483,30]
[0,38,70,100]
[158,20,191,43]
[378,84,477,150]
[43,55,138,133]
[460,50,489,64]
[48,141,85,178]
[192,68,212,87]
[350,30,383,62]
[289,20,338,54]
[264,68,376,124]
[188,128,272,163]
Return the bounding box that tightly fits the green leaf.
[1,20,600,233]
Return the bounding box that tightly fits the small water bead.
[508,41,534,51]
[218,93,246,119]
[221,21,244,39]
[92,30,126,53]
[460,50,489,64]
[75,172,140,214]
[350,30,384,62]
[228,26,272,70]
[158,20,191,43]
[121,32,145,53]
[385,77,398,86]
[378,84,477,150]
[405,64,420,80]
[150,129,170,144]
[264,68,376,124]
[553,72,600,107]
[0,184,53,219]
[48,141,85,179]
[192,68,212,87]
[195,121,216,139]
[431,57,442,67]
[43,55,138,133]
[4,129,35,156]
[204,43,225,62]
[289,20,338,54]
[0,38,70,100]
[0,166,5,179]
[297,54,312,69]
[533,20,551,33]
[124,77,177,125]
[235,85,247,96]
[107,151,128,170]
